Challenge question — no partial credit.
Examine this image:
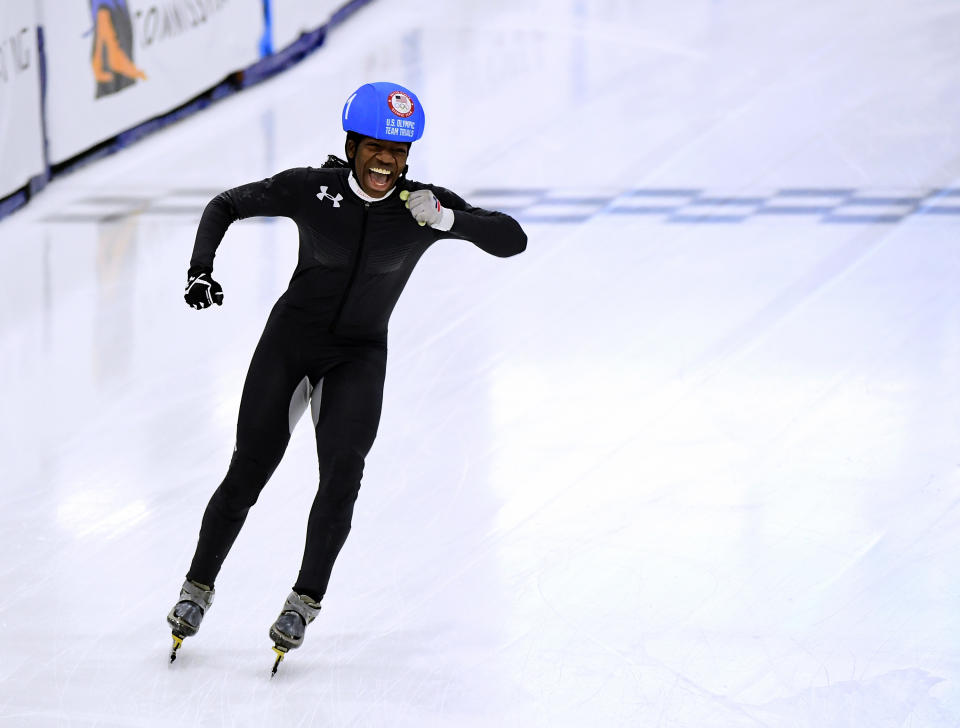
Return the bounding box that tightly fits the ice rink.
[2,1,959,725]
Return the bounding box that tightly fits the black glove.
[184,271,223,309]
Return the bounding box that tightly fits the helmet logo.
[388,91,414,118]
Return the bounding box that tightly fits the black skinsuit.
[184,165,527,601]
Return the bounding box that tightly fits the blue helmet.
[341,82,425,143]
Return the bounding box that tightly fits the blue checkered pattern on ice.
[466,187,960,225]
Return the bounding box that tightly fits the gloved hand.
[184,271,224,309]
[400,189,454,231]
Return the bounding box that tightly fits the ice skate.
[165,579,214,663]
[268,591,321,676]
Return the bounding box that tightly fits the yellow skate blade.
[270,646,287,677]
[169,634,184,663]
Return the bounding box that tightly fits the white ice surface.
[1,1,959,726]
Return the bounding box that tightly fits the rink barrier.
[240,0,378,88]
[0,0,376,222]
[43,0,264,167]
[0,3,46,217]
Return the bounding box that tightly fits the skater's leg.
[186,315,305,586]
[293,349,387,601]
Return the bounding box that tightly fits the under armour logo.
[317,186,342,208]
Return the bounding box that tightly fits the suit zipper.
[329,202,369,333]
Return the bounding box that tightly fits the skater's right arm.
[188,168,307,276]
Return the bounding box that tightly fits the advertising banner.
[42,0,263,164]
[0,4,45,199]
[271,0,342,53]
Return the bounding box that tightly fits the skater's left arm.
[403,185,527,257]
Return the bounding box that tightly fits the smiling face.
[346,136,410,197]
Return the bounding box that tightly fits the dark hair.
[321,155,350,169]
[319,132,364,170]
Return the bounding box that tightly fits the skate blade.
[169,634,184,663]
[270,645,288,677]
